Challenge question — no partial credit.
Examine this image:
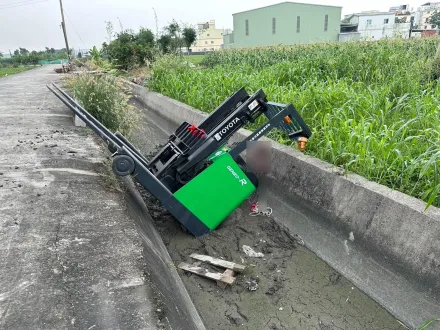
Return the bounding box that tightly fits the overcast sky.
[0,0,420,54]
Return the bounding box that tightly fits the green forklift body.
[173,153,256,230]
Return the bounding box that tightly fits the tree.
[165,20,183,55]
[182,27,197,53]
[0,52,3,58]
[105,27,156,69]
[429,11,440,28]
[136,28,155,64]
[13,49,19,56]
[157,34,172,53]
[78,52,82,58]
[19,48,29,55]
[105,21,114,44]
[29,51,40,65]
[166,19,180,36]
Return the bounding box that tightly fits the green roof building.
[224,2,342,48]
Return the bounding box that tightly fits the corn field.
[150,39,440,207]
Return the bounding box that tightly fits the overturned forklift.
[47,84,312,237]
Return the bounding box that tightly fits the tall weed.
[72,74,138,136]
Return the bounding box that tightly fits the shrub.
[106,29,156,70]
[71,74,138,136]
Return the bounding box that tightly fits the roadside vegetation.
[149,38,440,207]
[417,317,440,330]
[66,74,138,136]
[65,20,201,137]
[0,47,69,66]
[0,67,32,77]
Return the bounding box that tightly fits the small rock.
[242,245,264,258]
[279,307,283,311]
[15,166,19,169]
[349,232,355,242]
[247,279,259,291]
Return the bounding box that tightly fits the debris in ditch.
[247,279,259,291]
[178,254,246,287]
[344,240,350,255]
[242,245,264,258]
[349,231,355,241]
[190,253,246,273]
[293,233,305,246]
[178,262,236,285]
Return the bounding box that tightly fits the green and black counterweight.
[47,84,312,237]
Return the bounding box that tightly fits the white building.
[389,4,411,13]
[415,2,440,29]
[192,20,225,52]
[343,12,398,40]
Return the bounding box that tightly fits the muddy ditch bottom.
[135,183,405,330]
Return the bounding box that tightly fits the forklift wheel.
[112,155,135,177]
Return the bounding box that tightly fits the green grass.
[417,318,440,330]
[0,67,32,77]
[150,39,440,208]
[185,54,205,66]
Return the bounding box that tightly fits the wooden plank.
[217,269,235,288]
[190,254,246,273]
[178,262,236,285]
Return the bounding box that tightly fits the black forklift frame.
[47,83,311,237]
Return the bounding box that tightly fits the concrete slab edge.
[129,83,440,292]
[121,176,207,330]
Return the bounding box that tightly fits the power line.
[0,0,48,9]
[64,10,87,49]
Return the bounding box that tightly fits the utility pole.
[8,49,12,57]
[58,0,71,60]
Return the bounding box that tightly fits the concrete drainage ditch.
[116,90,427,330]
[123,82,440,330]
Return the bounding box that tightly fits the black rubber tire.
[112,155,135,176]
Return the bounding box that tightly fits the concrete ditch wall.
[121,177,207,330]
[130,84,440,294]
